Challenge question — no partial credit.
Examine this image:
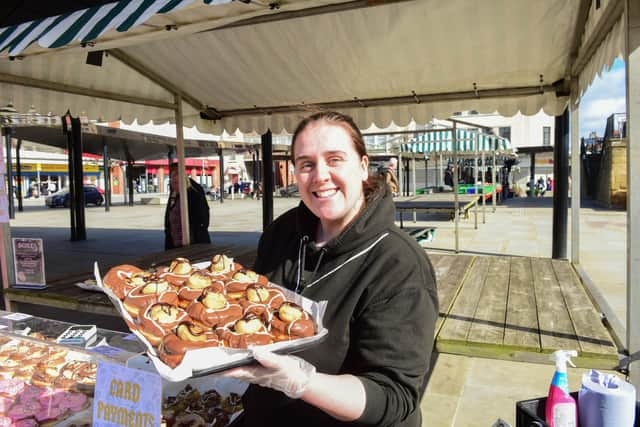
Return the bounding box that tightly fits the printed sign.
[93,361,162,427]
[12,238,46,288]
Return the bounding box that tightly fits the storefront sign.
[93,361,162,427]
[12,238,46,288]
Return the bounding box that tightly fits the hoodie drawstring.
[295,235,309,294]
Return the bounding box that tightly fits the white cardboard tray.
[94,261,328,382]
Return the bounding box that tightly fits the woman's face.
[293,122,369,235]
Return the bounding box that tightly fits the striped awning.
[401,129,512,154]
[0,0,230,57]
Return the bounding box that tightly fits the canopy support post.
[625,0,640,390]
[103,137,111,212]
[453,123,459,254]
[4,129,14,220]
[218,148,224,204]
[552,108,569,259]
[473,138,478,230]
[481,150,486,224]
[529,152,536,197]
[492,152,497,211]
[570,88,580,264]
[174,94,190,247]
[15,139,22,212]
[261,130,274,229]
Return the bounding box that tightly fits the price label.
[93,361,161,427]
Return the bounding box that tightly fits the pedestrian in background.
[164,163,211,249]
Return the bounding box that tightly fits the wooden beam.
[108,48,207,114]
[571,0,624,77]
[0,72,176,110]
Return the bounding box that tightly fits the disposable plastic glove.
[225,348,316,399]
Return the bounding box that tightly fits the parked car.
[45,186,104,208]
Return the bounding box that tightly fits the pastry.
[239,284,285,317]
[123,280,179,318]
[177,271,224,305]
[187,290,243,328]
[270,302,316,339]
[102,264,144,299]
[158,322,220,368]
[138,303,191,346]
[217,313,273,348]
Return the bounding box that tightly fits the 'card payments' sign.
[93,361,161,427]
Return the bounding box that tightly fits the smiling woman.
[228,111,439,427]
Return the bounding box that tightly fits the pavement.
[5,191,629,427]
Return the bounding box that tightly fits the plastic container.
[516,393,639,427]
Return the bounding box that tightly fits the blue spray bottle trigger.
[550,350,577,394]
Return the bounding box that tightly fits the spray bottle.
[546,350,578,427]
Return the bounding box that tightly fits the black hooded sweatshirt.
[242,186,439,427]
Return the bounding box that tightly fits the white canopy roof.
[0,0,626,134]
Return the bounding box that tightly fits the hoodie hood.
[295,185,395,257]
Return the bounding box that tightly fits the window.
[543,126,551,146]
[595,0,601,10]
[498,126,511,141]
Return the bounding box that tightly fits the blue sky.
[579,58,626,138]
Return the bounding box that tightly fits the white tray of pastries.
[95,255,328,382]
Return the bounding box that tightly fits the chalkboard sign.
[12,238,46,289]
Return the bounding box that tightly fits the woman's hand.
[225,348,316,399]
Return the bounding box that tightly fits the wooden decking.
[431,253,619,369]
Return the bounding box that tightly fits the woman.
[164,163,211,249]
[228,112,438,426]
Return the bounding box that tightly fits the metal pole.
[70,116,86,241]
[15,139,22,212]
[218,148,224,204]
[474,136,478,230]
[3,128,14,219]
[453,124,459,253]
[552,108,569,259]
[570,87,581,264]
[262,130,274,229]
[482,150,486,224]
[64,116,77,240]
[103,138,110,212]
[529,152,536,197]
[174,94,190,246]
[492,152,497,211]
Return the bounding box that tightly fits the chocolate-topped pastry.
[158,258,193,286]
[225,270,266,299]
[178,271,224,306]
[209,254,236,277]
[102,264,144,299]
[239,284,285,317]
[158,322,220,368]
[270,302,316,340]
[138,303,191,346]
[123,280,179,319]
[217,313,273,348]
[187,290,242,328]
[170,258,193,275]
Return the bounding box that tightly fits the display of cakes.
[101,254,321,370]
[0,336,95,426]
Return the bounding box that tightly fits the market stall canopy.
[0,0,626,134]
[400,129,512,155]
[9,122,222,161]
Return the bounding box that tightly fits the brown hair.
[290,111,382,200]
